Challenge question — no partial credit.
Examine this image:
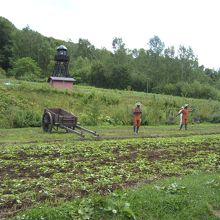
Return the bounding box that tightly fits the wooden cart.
[42,108,98,137]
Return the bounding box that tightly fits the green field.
[1,80,220,219]
[1,124,220,219]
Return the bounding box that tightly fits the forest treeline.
[1,16,220,100]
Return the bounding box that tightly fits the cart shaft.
[60,125,85,137]
[76,125,98,136]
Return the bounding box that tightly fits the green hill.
[1,16,220,101]
[1,79,220,129]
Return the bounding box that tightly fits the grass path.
[0,123,220,145]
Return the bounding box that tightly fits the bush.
[166,115,176,125]
[9,109,41,128]
[12,57,42,81]
[0,67,6,78]
[111,107,131,125]
[162,81,220,101]
[163,83,176,95]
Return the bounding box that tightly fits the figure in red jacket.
[178,104,192,130]
[132,102,142,135]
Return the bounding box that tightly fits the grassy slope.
[1,79,220,128]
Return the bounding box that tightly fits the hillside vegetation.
[1,16,220,101]
[1,79,220,129]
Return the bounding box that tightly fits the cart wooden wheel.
[42,111,53,132]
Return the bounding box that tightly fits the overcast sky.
[1,0,219,69]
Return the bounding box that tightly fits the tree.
[110,65,131,89]
[73,56,92,83]
[0,17,15,71]
[177,45,198,81]
[0,67,6,78]
[164,46,175,58]
[89,62,107,87]
[204,68,218,82]
[74,38,96,59]
[12,57,42,81]
[112,37,125,52]
[148,36,165,55]
[111,37,133,69]
[14,26,54,76]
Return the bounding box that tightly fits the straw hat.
[135,102,141,107]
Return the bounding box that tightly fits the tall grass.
[0,79,220,128]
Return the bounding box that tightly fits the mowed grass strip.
[0,123,220,145]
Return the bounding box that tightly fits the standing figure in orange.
[178,104,192,130]
[132,102,142,135]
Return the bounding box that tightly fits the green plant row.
[9,172,220,220]
[1,134,220,219]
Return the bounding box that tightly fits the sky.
[0,0,219,69]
